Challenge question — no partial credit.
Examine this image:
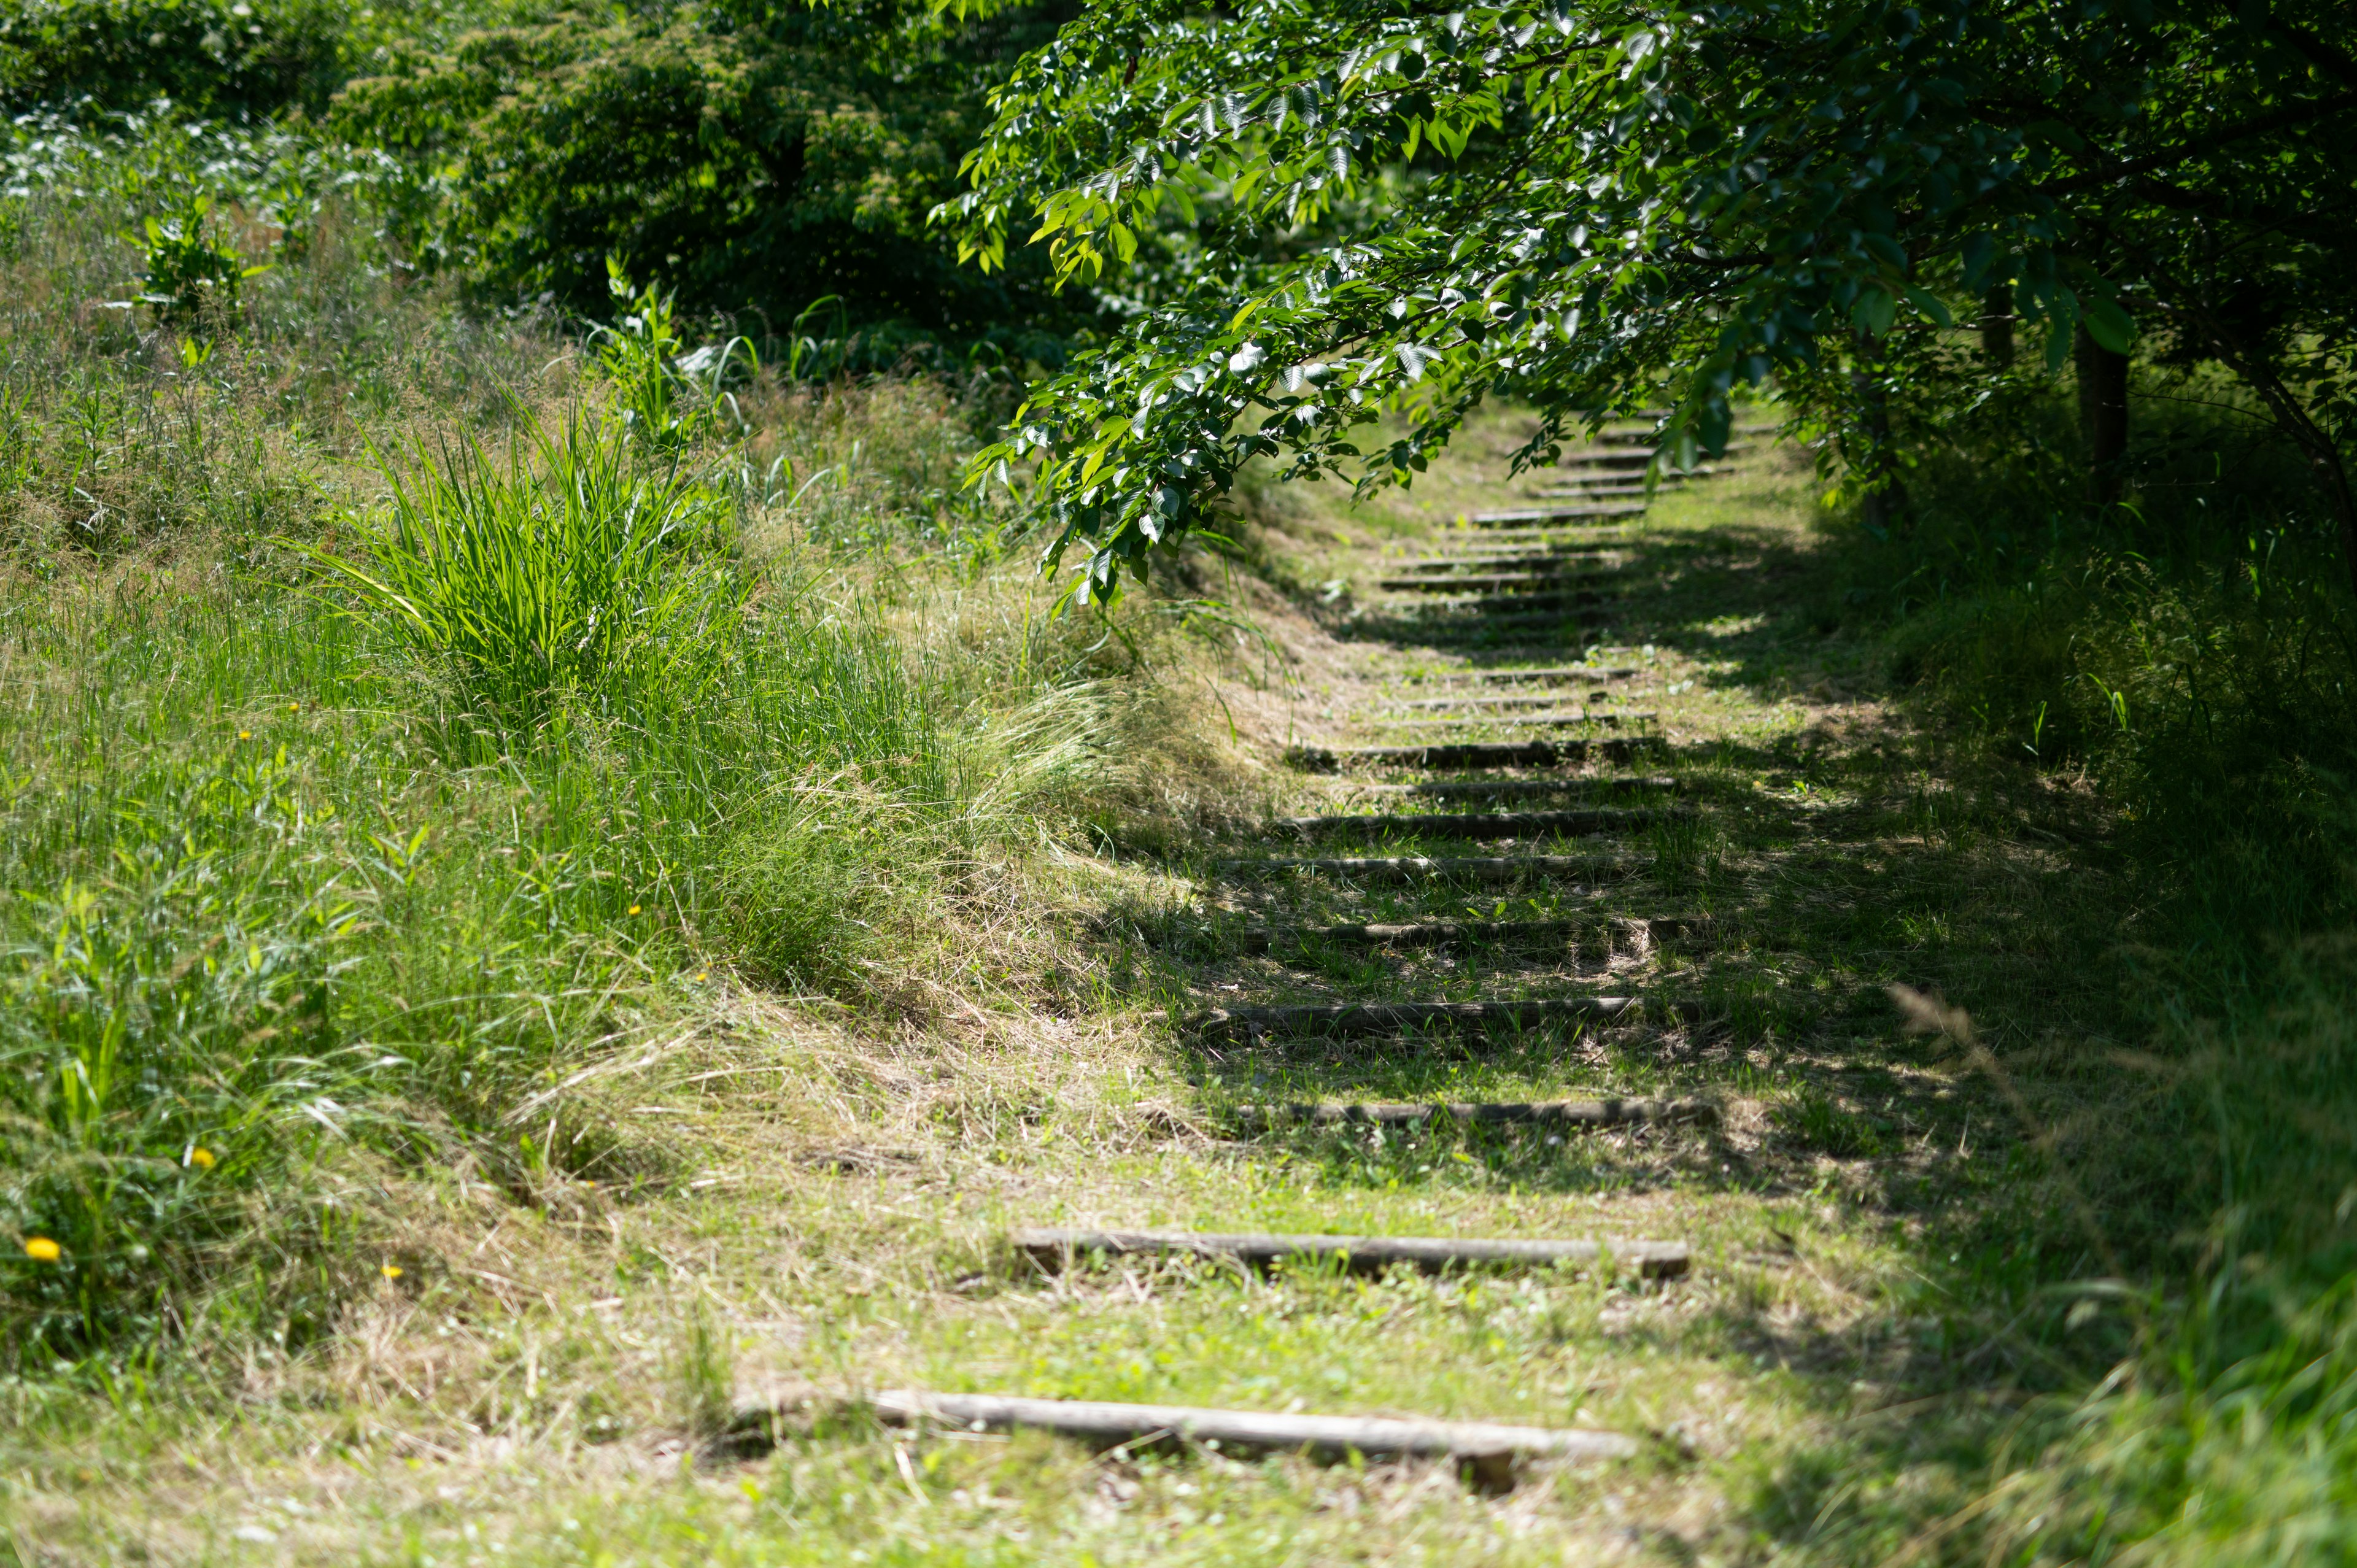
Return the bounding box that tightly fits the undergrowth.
[1806,363,2357,1564]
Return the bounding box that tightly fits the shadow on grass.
[1131,496,2164,1558]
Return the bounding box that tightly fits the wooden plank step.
[1234,1095,1719,1128]
[1360,712,1655,732]
[1234,916,1638,951]
[1376,607,1618,634]
[1013,1227,1691,1280]
[1393,555,1620,574]
[1442,533,1638,551]
[1390,692,1635,713]
[1388,586,1612,611]
[1469,505,1647,525]
[1379,573,1613,593]
[732,1387,1637,1485]
[1288,738,1657,769]
[1407,665,1643,684]
[1270,807,1668,840]
[1194,996,1698,1039]
[1342,776,1676,797]
[1215,854,1636,884]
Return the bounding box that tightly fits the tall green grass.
[1801,367,2357,1563]
[298,413,744,733]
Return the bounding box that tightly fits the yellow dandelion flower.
[189,1146,215,1170]
[287,703,300,712]
[381,1262,403,1280]
[237,730,252,741]
[25,1237,61,1263]
[628,904,642,916]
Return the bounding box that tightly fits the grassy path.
[13,420,2124,1566]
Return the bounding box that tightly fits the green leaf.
[2083,295,2136,354]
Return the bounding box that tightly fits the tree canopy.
[950,0,2357,601]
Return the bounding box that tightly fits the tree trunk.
[2075,325,2129,506]
[1980,289,2014,366]
[1852,330,1906,533]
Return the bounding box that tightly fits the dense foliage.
[953,0,2357,600]
[330,0,1095,353]
[0,0,350,117]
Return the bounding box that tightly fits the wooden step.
[1404,665,1642,684]
[1360,711,1655,732]
[1013,1227,1691,1279]
[1234,1095,1719,1128]
[1194,996,1697,1040]
[1215,854,1636,884]
[1288,738,1657,769]
[1379,572,1614,593]
[1389,692,1635,713]
[1469,504,1647,525]
[1393,555,1620,574]
[1233,916,1644,951]
[1388,585,1612,611]
[731,1386,1638,1486]
[1270,807,1670,840]
[1374,607,1617,635]
[1341,775,1676,797]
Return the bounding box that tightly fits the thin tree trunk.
[1980,289,2014,365]
[2075,325,2130,506]
[1852,330,1906,533]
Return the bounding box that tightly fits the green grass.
[6,101,2357,1568]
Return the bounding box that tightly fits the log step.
[1380,607,1618,634]
[1378,573,1614,593]
[1234,915,1705,950]
[1361,712,1654,732]
[1342,775,1676,797]
[1390,693,1633,713]
[1388,590,1612,614]
[1406,665,1641,684]
[1235,1095,1719,1128]
[732,1387,1636,1485]
[1234,917,1643,951]
[1288,739,1658,769]
[1469,505,1648,525]
[1270,807,1670,840]
[1393,556,1622,574]
[1215,854,1636,884]
[1013,1227,1692,1280]
[1194,996,1694,1040]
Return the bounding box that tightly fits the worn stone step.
[1234,1095,1719,1128]
[1193,996,1697,1040]
[1288,738,1658,770]
[1271,807,1672,840]
[1013,1227,1691,1280]
[1217,854,1635,884]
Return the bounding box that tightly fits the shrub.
[0,0,350,117]
[327,0,1093,353]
